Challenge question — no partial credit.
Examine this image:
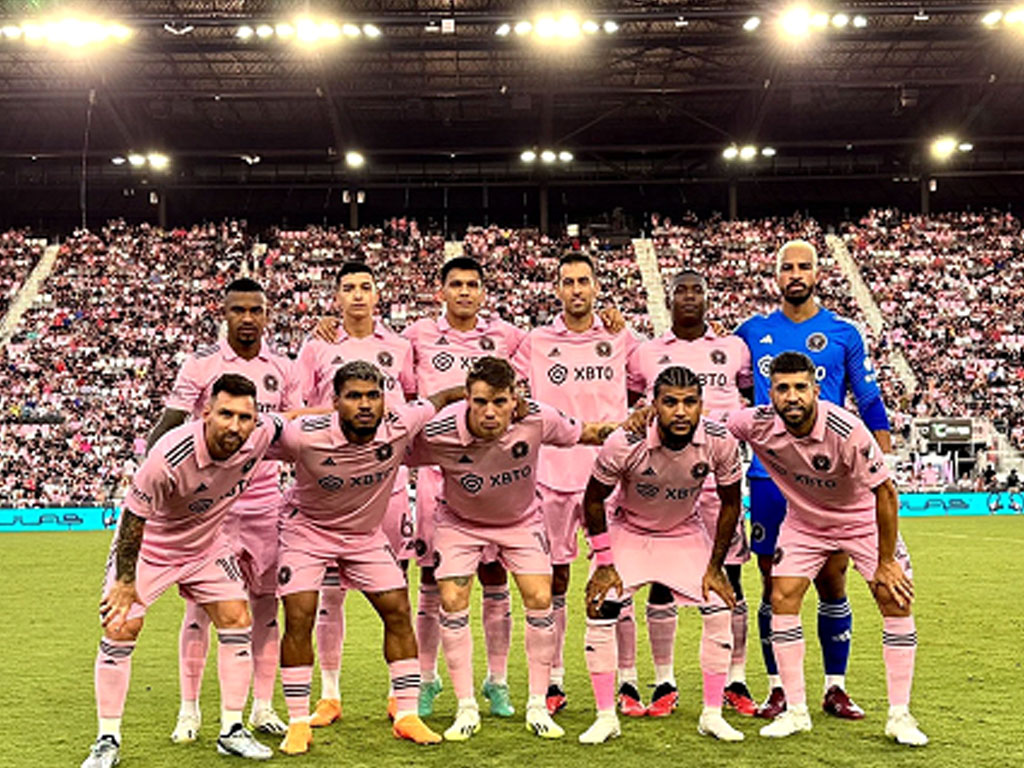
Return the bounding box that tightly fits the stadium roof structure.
[1,0,1023,229]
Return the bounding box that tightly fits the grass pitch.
[0,516,1021,768]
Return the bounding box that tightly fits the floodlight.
[831,13,849,28]
[761,146,777,157]
[111,156,126,165]
[779,6,814,39]
[603,20,619,33]
[514,20,532,35]
[981,10,1003,25]
[495,23,511,36]
[739,145,758,160]
[521,150,537,162]
[147,153,169,170]
[362,24,381,38]
[583,19,600,33]
[852,14,868,27]
[958,142,974,152]
[930,136,958,160]
[558,150,574,162]
[127,154,146,167]
[540,150,557,163]
[722,146,739,160]
[342,23,361,37]
[275,23,294,38]
[743,16,762,31]
[236,25,254,39]
[345,151,365,168]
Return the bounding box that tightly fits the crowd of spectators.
[0,229,44,319]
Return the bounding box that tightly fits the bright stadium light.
[236,25,254,39]
[342,23,361,37]
[147,153,170,171]
[362,24,381,38]
[345,151,365,168]
[495,23,511,36]
[778,5,814,39]
[811,11,830,28]
[981,9,1003,25]
[761,146,777,157]
[111,156,126,165]
[296,17,319,43]
[603,20,619,33]
[739,144,758,161]
[256,24,273,38]
[540,149,557,163]
[831,13,850,27]
[275,22,294,38]
[558,150,574,162]
[3,24,23,39]
[14,17,134,49]
[722,145,739,160]
[930,135,958,160]
[514,20,532,35]
[1006,7,1024,24]
[743,16,762,31]
[582,19,600,33]
[127,153,146,167]
[852,14,868,27]
[521,149,537,162]
[958,141,974,152]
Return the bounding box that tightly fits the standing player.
[511,252,637,715]
[81,374,284,768]
[406,357,618,742]
[297,261,417,725]
[735,240,893,719]
[271,361,465,755]
[626,270,756,716]
[579,366,745,744]
[147,278,299,741]
[402,256,526,717]
[727,352,925,745]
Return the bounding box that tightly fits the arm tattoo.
[115,510,145,582]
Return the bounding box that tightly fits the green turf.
[1,516,1021,768]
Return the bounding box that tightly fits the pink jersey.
[270,400,436,533]
[512,315,637,491]
[727,401,889,533]
[402,313,525,395]
[407,400,582,526]
[296,321,415,410]
[164,338,300,512]
[124,415,285,566]
[627,328,753,421]
[592,419,743,536]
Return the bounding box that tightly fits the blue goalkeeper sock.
[818,597,852,681]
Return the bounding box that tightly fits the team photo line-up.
[82,239,927,768]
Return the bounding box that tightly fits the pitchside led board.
[1,493,1021,533]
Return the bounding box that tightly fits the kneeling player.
[580,366,745,744]
[727,352,926,746]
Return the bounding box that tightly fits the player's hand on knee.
[872,559,914,609]
[100,580,139,632]
[702,566,736,609]
[585,566,623,620]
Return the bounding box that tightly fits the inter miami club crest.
[548,363,568,385]
[318,475,344,491]
[635,483,660,499]
[432,351,454,372]
[241,457,256,475]
[691,462,710,480]
[188,498,213,515]
[595,341,613,358]
[511,441,529,459]
[414,539,428,557]
[277,566,292,585]
[806,332,828,353]
[479,336,495,351]
[710,349,727,365]
[263,373,279,392]
[773,547,784,566]
[376,443,394,462]
[377,350,394,368]
[751,522,766,543]
[460,473,484,494]
[812,454,832,472]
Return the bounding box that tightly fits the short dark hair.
[466,356,516,393]
[770,351,816,377]
[225,277,264,295]
[558,252,595,276]
[333,360,383,396]
[670,269,707,292]
[211,373,257,401]
[339,261,374,280]
[440,256,484,285]
[653,366,703,399]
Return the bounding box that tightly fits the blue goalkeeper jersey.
[736,306,890,479]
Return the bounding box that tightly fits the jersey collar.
[219,337,271,362]
[772,402,827,442]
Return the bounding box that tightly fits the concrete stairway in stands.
[631,238,669,336]
[0,243,60,346]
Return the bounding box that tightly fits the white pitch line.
[911,531,1024,545]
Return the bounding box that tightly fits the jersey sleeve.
[591,430,628,487]
[538,401,583,447]
[123,455,172,520]
[511,332,532,382]
[264,418,300,463]
[735,338,754,392]
[726,407,756,443]
[278,358,304,412]
[295,339,322,407]
[400,321,421,367]
[712,431,744,486]
[626,341,647,394]
[842,323,891,432]
[397,344,417,398]
[505,323,528,356]
[164,354,204,413]
[403,432,436,468]
[845,420,890,491]
[396,399,439,437]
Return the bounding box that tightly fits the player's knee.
[520,585,552,611]
[872,584,912,617]
[212,601,252,629]
[104,618,143,642]
[649,581,673,605]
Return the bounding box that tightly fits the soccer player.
[402,256,526,717]
[579,366,746,744]
[511,252,637,716]
[270,361,464,755]
[726,352,925,745]
[147,278,299,741]
[406,357,618,742]
[626,270,756,716]
[735,240,893,719]
[81,374,284,768]
[297,261,417,725]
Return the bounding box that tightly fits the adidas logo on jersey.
[457,454,473,464]
[331,355,344,365]
[759,334,773,344]
[657,355,671,364]
[321,457,337,466]
[195,483,208,493]
[641,466,656,476]
[548,347,561,357]
[437,336,449,345]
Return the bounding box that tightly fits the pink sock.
[731,600,748,669]
[416,583,441,679]
[217,627,253,712]
[179,600,210,702]
[524,608,556,698]
[646,601,678,667]
[389,658,421,715]
[482,587,511,682]
[95,638,135,719]
[315,586,346,682]
[439,608,474,700]
[551,592,567,672]
[250,594,279,703]
[882,616,917,707]
[584,620,617,711]
[699,607,732,708]
[616,596,637,672]
[281,665,313,720]
[771,614,806,707]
